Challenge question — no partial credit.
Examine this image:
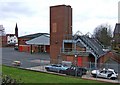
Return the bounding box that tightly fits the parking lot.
[2,47,50,68]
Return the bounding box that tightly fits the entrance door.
[77,57,82,67]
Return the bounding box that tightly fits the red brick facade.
[18,37,30,45]
[0,36,7,47]
[50,5,72,63]
[18,36,50,53]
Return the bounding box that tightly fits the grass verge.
[2,65,113,84]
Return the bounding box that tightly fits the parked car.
[91,68,118,80]
[45,64,69,73]
[65,66,87,77]
[12,61,21,66]
[14,44,18,50]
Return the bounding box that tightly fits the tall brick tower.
[50,5,72,63]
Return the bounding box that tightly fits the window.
[52,23,57,32]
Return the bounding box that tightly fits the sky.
[0,0,119,36]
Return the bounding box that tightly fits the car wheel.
[92,74,97,78]
[111,77,116,80]
[59,70,63,74]
[107,74,112,78]
[46,68,50,71]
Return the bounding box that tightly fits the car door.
[54,65,60,72]
[69,67,75,76]
[98,70,107,78]
[107,71,114,78]
[50,65,57,71]
[56,65,62,72]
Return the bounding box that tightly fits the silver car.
[45,64,69,73]
[91,68,118,80]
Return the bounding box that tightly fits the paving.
[2,47,50,68]
[26,65,120,84]
[82,75,120,84]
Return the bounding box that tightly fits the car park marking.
[30,59,50,64]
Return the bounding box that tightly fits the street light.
[74,54,77,77]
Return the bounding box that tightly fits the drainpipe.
[95,57,97,69]
[74,41,76,53]
[31,45,32,54]
[62,41,64,53]
[44,45,46,52]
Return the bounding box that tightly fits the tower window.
[52,23,57,32]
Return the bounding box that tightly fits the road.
[2,47,50,68]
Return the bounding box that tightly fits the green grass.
[2,65,113,84]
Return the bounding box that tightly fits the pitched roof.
[26,35,50,45]
[19,33,49,39]
[6,34,15,36]
[75,35,105,58]
[114,23,120,34]
[88,37,105,57]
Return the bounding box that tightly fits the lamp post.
[74,54,77,77]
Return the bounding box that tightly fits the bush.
[2,74,23,85]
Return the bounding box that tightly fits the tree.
[0,25,6,36]
[93,24,113,47]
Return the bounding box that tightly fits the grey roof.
[26,35,50,45]
[114,23,120,43]
[74,35,105,58]
[88,38,105,56]
[76,41,85,48]
[19,33,49,39]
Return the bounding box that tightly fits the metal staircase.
[75,35,105,59]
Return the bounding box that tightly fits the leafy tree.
[93,24,113,47]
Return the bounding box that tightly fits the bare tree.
[0,25,6,36]
[93,24,113,47]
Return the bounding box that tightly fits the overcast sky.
[0,0,119,36]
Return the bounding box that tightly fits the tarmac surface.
[2,47,50,68]
[1,47,120,83]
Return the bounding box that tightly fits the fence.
[2,58,120,83]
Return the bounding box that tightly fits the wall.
[19,45,50,53]
[0,36,7,47]
[18,37,31,45]
[50,5,72,63]
[7,35,18,45]
[61,54,89,67]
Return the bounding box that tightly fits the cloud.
[0,0,119,36]
[0,1,35,20]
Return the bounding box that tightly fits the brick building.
[0,23,18,47]
[113,23,120,49]
[18,33,50,53]
[0,36,7,47]
[49,5,111,68]
[6,23,18,46]
[0,25,7,47]
[50,5,72,63]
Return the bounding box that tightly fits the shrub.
[2,74,23,85]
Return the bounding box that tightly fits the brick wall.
[50,5,72,63]
[0,36,7,47]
